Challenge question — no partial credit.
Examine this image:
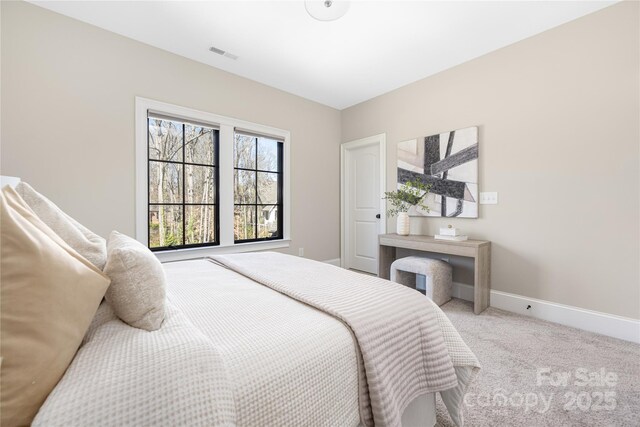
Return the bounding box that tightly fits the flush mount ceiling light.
[305,0,350,22]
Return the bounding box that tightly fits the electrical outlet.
[479,192,498,204]
[298,247,304,257]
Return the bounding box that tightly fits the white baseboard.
[452,282,640,344]
[323,258,341,267]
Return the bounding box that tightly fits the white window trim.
[135,97,291,262]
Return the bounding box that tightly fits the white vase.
[397,212,410,236]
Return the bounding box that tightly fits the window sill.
[154,239,291,263]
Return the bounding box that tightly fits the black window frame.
[147,114,220,251]
[234,132,284,244]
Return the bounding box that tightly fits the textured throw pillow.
[104,231,167,331]
[1,186,110,427]
[15,181,107,269]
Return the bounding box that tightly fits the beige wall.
[342,2,640,319]
[1,1,341,262]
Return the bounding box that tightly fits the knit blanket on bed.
[210,252,480,427]
[32,302,236,427]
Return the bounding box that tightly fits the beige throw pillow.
[15,181,107,269]
[1,186,110,427]
[104,231,167,331]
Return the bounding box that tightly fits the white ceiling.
[30,1,617,110]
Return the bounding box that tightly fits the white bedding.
[33,301,236,426]
[165,259,362,427]
[210,253,478,427]
[34,258,474,426]
[34,259,363,426]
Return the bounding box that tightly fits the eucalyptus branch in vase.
[383,178,432,235]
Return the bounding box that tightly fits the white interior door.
[342,135,386,274]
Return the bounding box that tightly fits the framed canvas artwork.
[396,126,478,218]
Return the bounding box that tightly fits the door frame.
[340,133,387,271]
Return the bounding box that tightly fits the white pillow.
[15,182,107,269]
[104,231,166,331]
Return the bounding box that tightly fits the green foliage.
[383,178,432,217]
[163,231,181,247]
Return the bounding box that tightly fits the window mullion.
[278,139,283,238]
[218,124,235,246]
[254,137,258,240]
[147,117,151,248]
[182,124,186,246]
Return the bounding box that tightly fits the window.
[234,133,283,242]
[136,97,290,260]
[147,115,219,250]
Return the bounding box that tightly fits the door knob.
[376,214,381,219]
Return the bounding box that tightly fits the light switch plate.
[480,192,498,204]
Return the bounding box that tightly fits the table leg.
[378,245,396,279]
[474,244,491,314]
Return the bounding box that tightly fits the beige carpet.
[436,299,640,427]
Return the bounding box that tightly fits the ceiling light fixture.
[305,0,350,22]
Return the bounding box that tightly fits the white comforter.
[165,259,362,426]
[34,258,477,426]
[34,259,361,426]
[210,253,479,427]
[33,299,236,426]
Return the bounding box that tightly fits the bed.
[1,177,479,427]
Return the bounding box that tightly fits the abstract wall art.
[396,126,478,218]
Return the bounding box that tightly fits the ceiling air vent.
[209,46,238,60]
